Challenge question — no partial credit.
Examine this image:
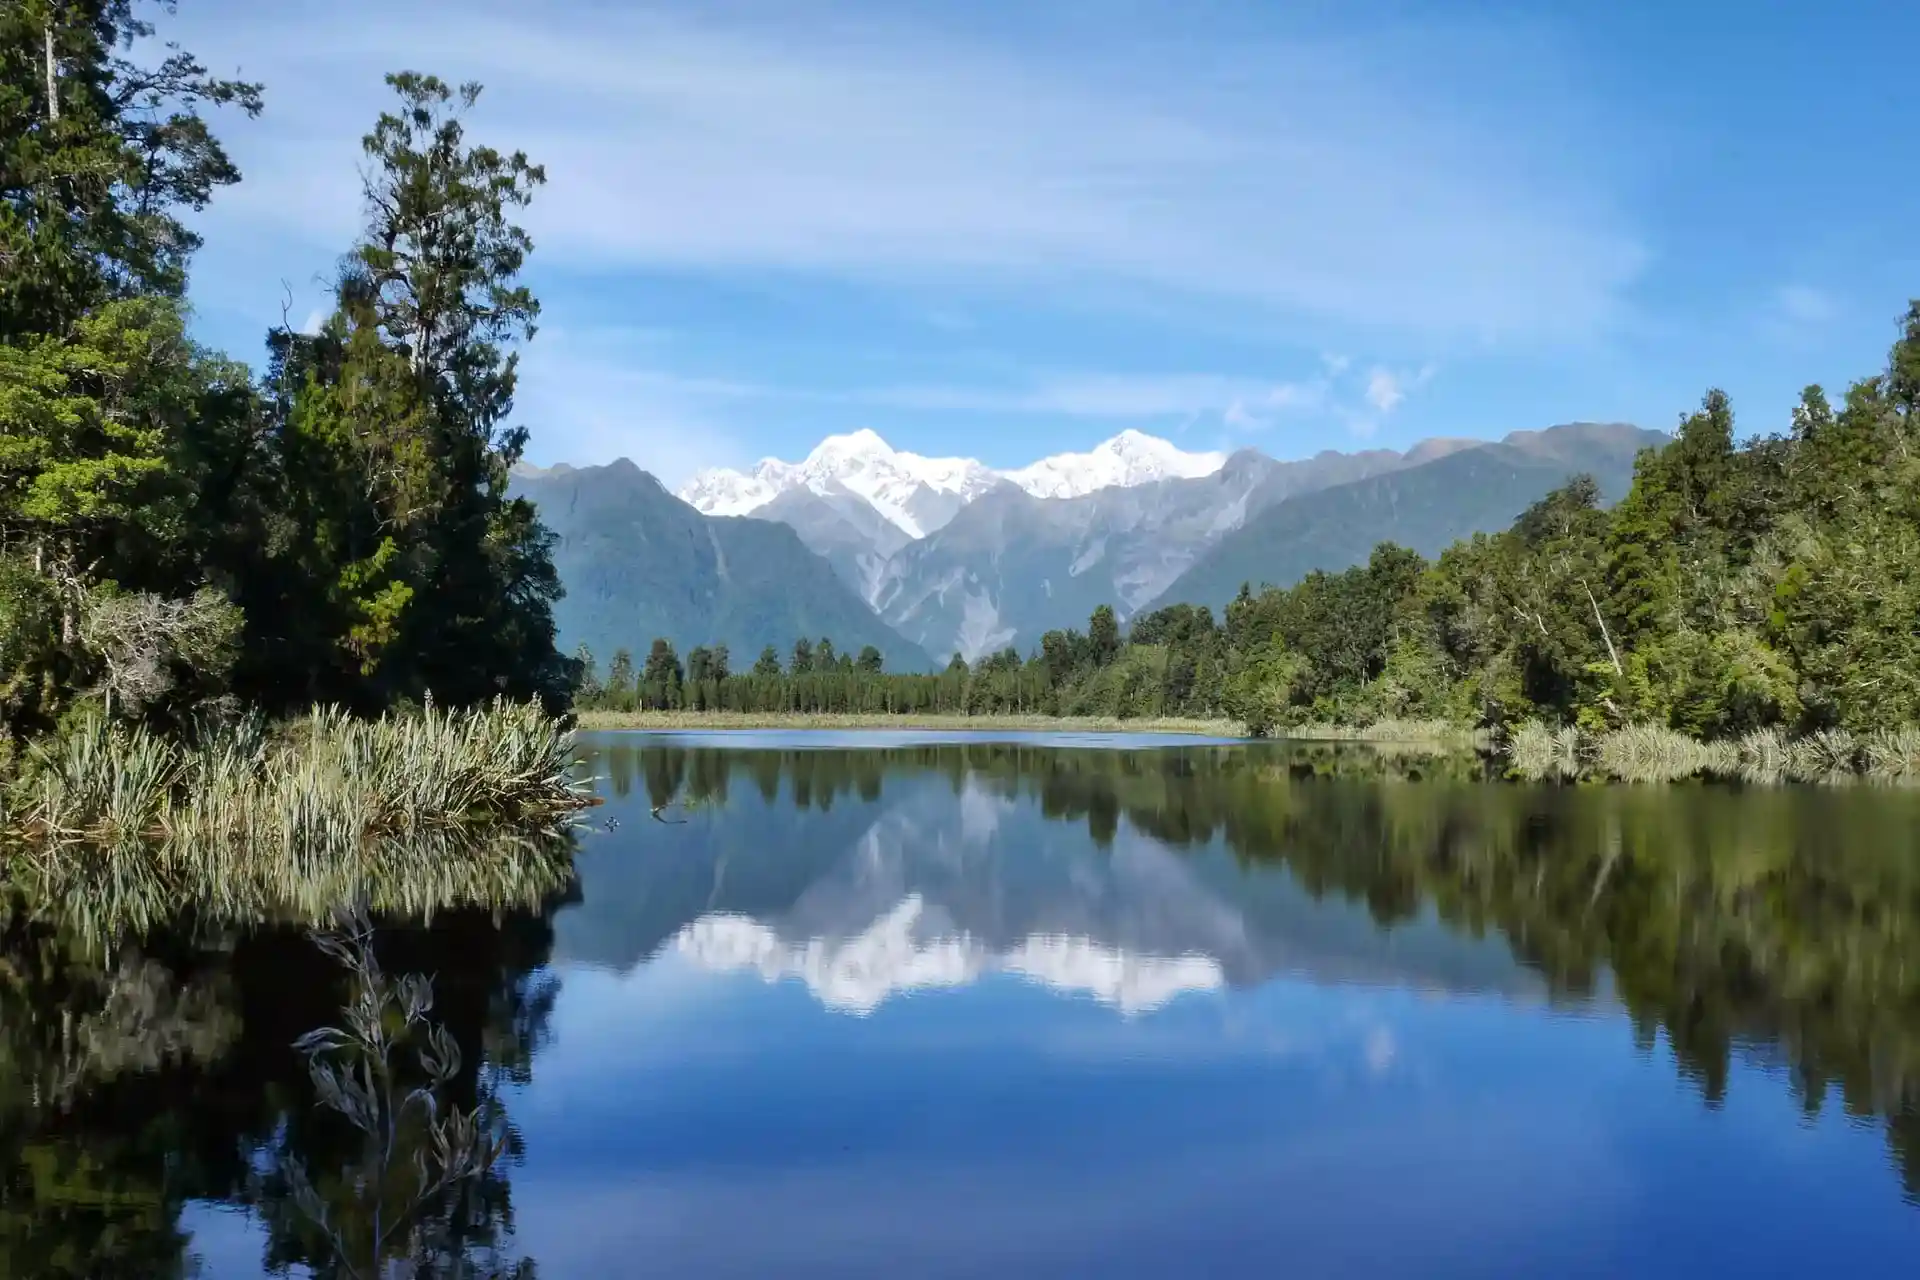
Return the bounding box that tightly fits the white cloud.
[1365,368,1407,414]
[172,0,1642,343]
[1362,362,1439,416]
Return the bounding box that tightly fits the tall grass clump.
[1738,726,1795,781]
[1593,724,1739,784]
[1502,720,1920,785]
[1507,720,1584,780]
[1788,728,1861,782]
[1863,726,1920,780]
[0,700,591,932]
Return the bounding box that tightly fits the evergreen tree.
[1089,604,1121,665]
[0,2,263,340]
[642,638,681,686]
[686,646,713,686]
[605,648,635,705]
[267,72,567,710]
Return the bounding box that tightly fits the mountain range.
[508,460,939,670]
[514,421,1664,668]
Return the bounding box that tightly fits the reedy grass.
[1504,720,1920,785]
[1,700,591,935]
[1863,725,1920,779]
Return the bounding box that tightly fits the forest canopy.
[1,3,571,743]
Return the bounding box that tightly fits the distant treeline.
[580,301,1920,740]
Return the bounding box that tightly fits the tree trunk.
[1582,579,1625,677]
[44,13,59,123]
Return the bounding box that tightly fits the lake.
[8,731,1920,1276]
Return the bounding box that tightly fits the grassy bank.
[575,709,1251,735]
[1506,721,1920,784]
[1,700,593,931]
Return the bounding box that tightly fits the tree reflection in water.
[0,830,568,1277]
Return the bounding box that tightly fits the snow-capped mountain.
[1002,428,1229,499]
[678,428,1002,539]
[676,428,1226,538]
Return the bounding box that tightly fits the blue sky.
[164,0,1919,483]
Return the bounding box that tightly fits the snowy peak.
[676,429,1225,535]
[675,463,786,518]
[1005,429,1228,500]
[679,430,1003,539]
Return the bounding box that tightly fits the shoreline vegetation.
[581,710,1920,782]
[2,12,595,894]
[1508,720,1920,785]
[1,700,589,932]
[576,708,1487,747]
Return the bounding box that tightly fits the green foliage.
[0,1,263,338]
[0,14,573,738]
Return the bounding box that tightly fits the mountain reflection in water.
[4,732,1919,1277]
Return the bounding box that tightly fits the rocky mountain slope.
[510,459,937,671]
[1148,423,1662,611]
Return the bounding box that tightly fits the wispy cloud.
[175,0,1642,343]
[1362,363,1438,416]
[514,334,752,485]
[1365,369,1408,415]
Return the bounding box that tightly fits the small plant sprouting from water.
[281,910,518,1280]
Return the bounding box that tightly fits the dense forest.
[1,3,572,749]
[580,310,1920,741]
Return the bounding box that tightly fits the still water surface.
[13,732,1920,1276]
